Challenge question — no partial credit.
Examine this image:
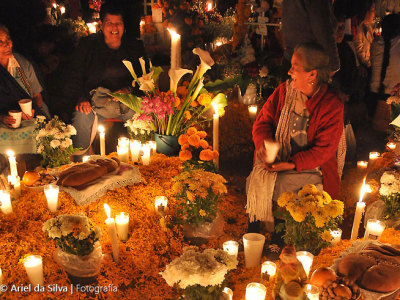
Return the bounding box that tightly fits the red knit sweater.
[252,82,344,198]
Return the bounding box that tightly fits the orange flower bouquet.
[178,126,219,172]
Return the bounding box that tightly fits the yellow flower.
[197,93,213,106]
[298,184,319,197]
[322,191,332,204]
[186,191,195,202]
[325,200,344,218]
[188,134,201,147]
[321,230,332,242]
[277,192,295,208]
[199,209,206,217]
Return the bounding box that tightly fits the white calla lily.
[168,68,193,94]
[139,57,146,75]
[190,78,204,102]
[122,60,138,81]
[192,48,214,79]
[138,71,155,93]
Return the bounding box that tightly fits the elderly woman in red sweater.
[247,42,344,230]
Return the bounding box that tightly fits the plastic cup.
[18,99,32,116]
[8,110,22,128]
[243,233,265,268]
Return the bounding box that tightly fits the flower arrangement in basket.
[275,184,344,254]
[42,214,103,277]
[172,169,227,226]
[160,246,238,299]
[35,116,79,168]
[124,113,155,143]
[379,171,400,220]
[110,48,226,137]
[178,126,218,172]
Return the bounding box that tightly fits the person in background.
[63,3,146,154]
[0,24,50,127]
[354,0,375,69]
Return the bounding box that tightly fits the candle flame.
[6,150,15,157]
[212,102,218,114]
[60,6,65,14]
[98,125,105,133]
[52,3,57,9]
[207,1,213,11]
[140,20,145,26]
[167,28,180,38]
[104,203,111,218]
[359,178,371,202]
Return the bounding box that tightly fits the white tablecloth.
[0,120,36,154]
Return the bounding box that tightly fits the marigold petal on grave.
[187,127,197,136]
[178,134,188,145]
[188,134,201,147]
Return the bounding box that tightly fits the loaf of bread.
[57,157,120,187]
[338,243,400,293]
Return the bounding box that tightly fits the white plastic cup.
[8,110,22,128]
[243,233,265,268]
[18,99,32,116]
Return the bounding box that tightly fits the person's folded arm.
[290,99,344,171]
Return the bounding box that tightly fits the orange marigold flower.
[199,149,213,161]
[198,93,213,106]
[182,143,189,150]
[188,134,200,147]
[184,111,192,119]
[179,150,192,161]
[199,139,209,149]
[187,127,197,135]
[190,100,198,107]
[199,209,206,216]
[174,96,181,108]
[197,131,207,138]
[178,134,188,145]
[176,86,188,99]
[182,80,190,87]
[212,150,219,158]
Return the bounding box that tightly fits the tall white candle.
[147,141,157,155]
[7,150,18,178]
[351,178,368,240]
[130,140,141,163]
[248,105,258,121]
[387,142,396,150]
[98,125,105,156]
[245,283,266,300]
[155,196,168,216]
[168,28,181,69]
[364,219,385,240]
[14,176,21,197]
[296,251,314,277]
[330,229,342,246]
[44,184,59,212]
[0,267,2,286]
[23,255,43,286]
[115,212,129,242]
[222,241,239,259]
[212,103,219,169]
[104,204,119,263]
[141,143,151,165]
[0,190,12,214]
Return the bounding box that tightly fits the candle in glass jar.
[23,255,43,286]
[357,161,368,169]
[155,196,168,215]
[115,212,129,241]
[261,261,277,279]
[130,140,141,163]
[330,229,342,246]
[245,282,266,300]
[141,143,151,165]
[248,105,258,121]
[222,287,233,300]
[364,219,385,240]
[0,190,12,214]
[117,145,129,163]
[44,184,59,212]
[98,125,105,156]
[305,284,320,300]
[7,150,18,178]
[87,22,97,34]
[82,155,90,162]
[147,141,157,155]
[369,151,380,160]
[387,142,396,150]
[222,241,239,259]
[296,251,314,277]
[104,204,119,263]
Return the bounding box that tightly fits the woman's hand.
[21,110,34,120]
[265,162,295,172]
[256,139,276,163]
[1,115,16,128]
[75,101,92,114]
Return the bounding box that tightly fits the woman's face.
[0,30,13,61]
[288,51,313,92]
[365,4,375,24]
[101,14,124,48]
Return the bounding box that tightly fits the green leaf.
[204,75,242,93]
[150,66,164,85]
[108,93,142,113]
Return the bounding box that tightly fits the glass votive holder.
[44,184,59,212]
[357,161,368,169]
[261,261,276,281]
[330,228,342,246]
[222,287,233,300]
[23,255,43,286]
[369,151,380,160]
[222,241,239,259]
[296,251,314,277]
[305,284,320,300]
[245,282,266,300]
[364,219,386,240]
[155,196,168,216]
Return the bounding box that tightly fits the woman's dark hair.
[379,14,400,95]
[358,0,374,22]
[294,42,330,85]
[0,24,10,35]
[100,3,124,22]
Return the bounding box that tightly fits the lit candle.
[130,140,141,163]
[222,287,233,300]
[222,241,239,259]
[261,261,277,280]
[369,151,380,160]
[168,28,181,69]
[104,204,119,263]
[7,150,18,178]
[0,190,12,214]
[82,155,90,163]
[350,178,369,240]
[13,176,21,197]
[206,1,213,11]
[305,284,320,300]
[245,282,266,300]
[387,142,396,151]
[141,143,151,165]
[0,267,2,286]
[117,137,130,163]
[87,22,97,34]
[23,255,43,286]
[330,229,342,246]
[44,184,59,212]
[364,219,385,240]
[52,3,57,9]
[248,105,258,121]
[155,196,168,216]
[140,20,145,36]
[147,141,157,155]
[212,103,219,169]
[296,251,314,277]
[357,161,368,169]
[60,6,65,15]
[98,125,105,156]
[115,212,129,242]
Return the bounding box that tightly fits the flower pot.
[155,133,179,156]
[183,213,224,245]
[53,242,103,277]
